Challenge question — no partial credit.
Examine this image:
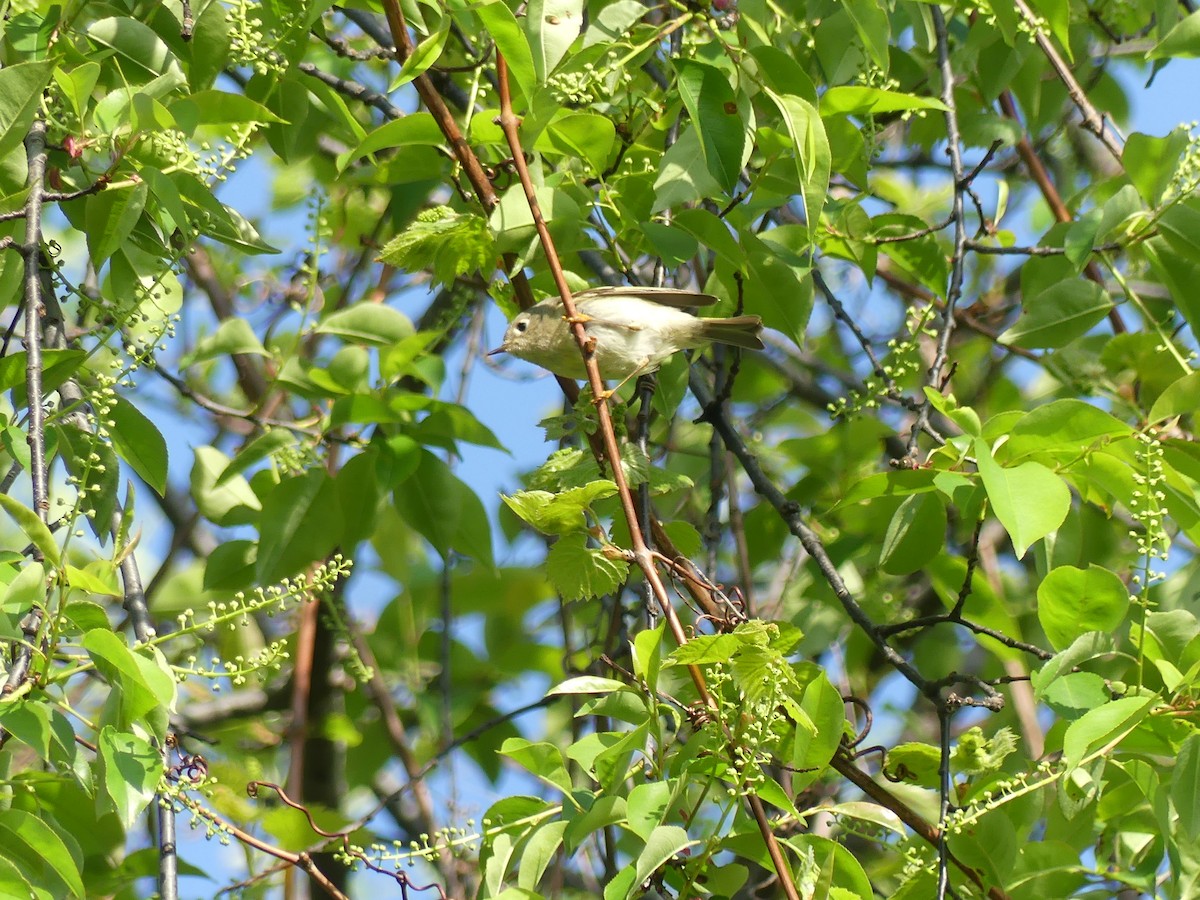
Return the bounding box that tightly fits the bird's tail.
[700,316,765,351]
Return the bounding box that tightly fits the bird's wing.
[573,286,718,308]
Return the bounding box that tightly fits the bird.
[489,286,764,383]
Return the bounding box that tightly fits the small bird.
[490,286,764,382]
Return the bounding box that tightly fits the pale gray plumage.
[491,287,764,380]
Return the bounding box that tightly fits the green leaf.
[880,492,946,575]
[1037,564,1130,652]
[1061,696,1154,770]
[256,469,343,583]
[673,59,747,192]
[107,396,168,495]
[1150,370,1200,422]
[66,561,121,597]
[489,184,581,251]
[169,89,285,127]
[671,208,745,268]
[536,112,616,175]
[174,174,280,254]
[499,738,572,793]
[216,430,295,486]
[379,208,496,286]
[477,1,536,104]
[0,853,35,900]
[1150,10,1200,58]
[316,303,415,346]
[0,495,59,568]
[85,182,149,266]
[1038,671,1109,714]
[6,9,57,59]
[187,0,232,89]
[97,726,161,831]
[202,540,257,591]
[548,676,627,695]
[652,126,725,212]
[545,533,628,601]
[583,0,646,47]
[999,280,1112,349]
[407,401,505,452]
[517,820,568,891]
[86,17,187,81]
[392,18,451,89]
[190,446,261,527]
[1124,129,1191,205]
[502,481,617,534]
[742,232,813,347]
[0,700,51,760]
[184,317,269,367]
[819,86,948,116]
[0,61,55,164]
[975,438,1070,558]
[1173,733,1200,840]
[0,350,84,397]
[392,450,494,566]
[0,564,43,643]
[57,424,120,541]
[841,0,891,69]
[0,809,85,899]
[626,781,672,841]
[83,630,174,727]
[761,90,830,235]
[337,114,447,171]
[527,0,584,82]
[884,741,941,786]
[789,670,846,791]
[634,825,692,888]
[1002,399,1131,461]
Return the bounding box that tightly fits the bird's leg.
[635,371,657,576]
[595,359,651,401]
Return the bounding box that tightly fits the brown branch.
[182,796,351,900]
[997,92,1127,333]
[493,48,801,900]
[1012,0,1123,161]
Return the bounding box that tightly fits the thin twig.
[906,7,967,462]
[297,61,404,119]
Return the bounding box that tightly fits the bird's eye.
[516,320,528,333]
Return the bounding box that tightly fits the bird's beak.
[487,345,506,357]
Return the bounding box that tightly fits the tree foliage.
[0,0,1199,897]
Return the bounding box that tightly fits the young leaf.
[545,533,628,600]
[502,481,617,535]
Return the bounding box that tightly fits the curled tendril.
[842,694,873,749]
